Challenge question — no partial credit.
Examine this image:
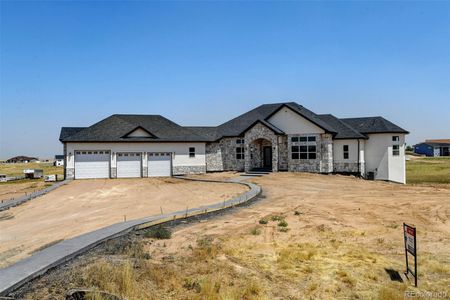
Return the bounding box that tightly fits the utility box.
[44,174,57,182]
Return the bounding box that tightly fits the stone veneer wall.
[287,133,333,173]
[172,165,206,175]
[277,136,288,171]
[244,122,278,172]
[333,162,359,173]
[205,138,245,172]
[66,168,75,179]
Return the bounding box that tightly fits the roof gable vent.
[122,126,156,138]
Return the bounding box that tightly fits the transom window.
[236,138,244,144]
[392,145,400,156]
[343,145,349,159]
[392,136,400,142]
[292,135,316,143]
[189,147,196,158]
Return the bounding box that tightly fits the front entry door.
[263,146,272,169]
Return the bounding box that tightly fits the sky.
[1,1,449,159]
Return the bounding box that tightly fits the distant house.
[5,156,39,163]
[414,140,450,157]
[54,155,65,166]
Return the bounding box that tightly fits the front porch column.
[272,142,279,172]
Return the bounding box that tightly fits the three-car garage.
[74,151,172,179]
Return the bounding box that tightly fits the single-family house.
[54,155,65,166]
[60,102,409,183]
[414,140,450,157]
[5,156,39,163]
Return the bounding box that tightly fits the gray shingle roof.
[340,117,409,134]
[214,102,336,139]
[60,102,408,143]
[60,115,207,142]
[59,127,86,141]
[318,114,367,139]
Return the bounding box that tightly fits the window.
[291,146,299,159]
[189,147,196,158]
[392,136,400,142]
[299,136,307,142]
[393,145,400,156]
[292,145,316,159]
[236,138,244,144]
[308,136,316,142]
[343,145,349,159]
[236,147,245,160]
[291,137,299,142]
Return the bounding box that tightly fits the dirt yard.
[0,180,55,203]
[0,178,247,268]
[15,173,450,300]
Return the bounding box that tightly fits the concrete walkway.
[0,176,261,296]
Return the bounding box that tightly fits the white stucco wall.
[364,133,406,184]
[267,107,325,134]
[65,142,206,169]
[333,139,359,163]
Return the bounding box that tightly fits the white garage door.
[117,153,142,178]
[75,151,110,179]
[148,152,172,177]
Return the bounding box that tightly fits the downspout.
[357,139,360,176]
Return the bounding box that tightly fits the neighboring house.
[414,141,450,157]
[5,156,39,163]
[60,102,408,183]
[54,155,65,166]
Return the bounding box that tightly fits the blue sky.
[1,1,449,158]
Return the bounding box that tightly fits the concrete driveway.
[0,177,247,268]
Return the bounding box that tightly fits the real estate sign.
[403,223,417,287]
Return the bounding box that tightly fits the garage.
[148,152,172,177]
[74,151,110,179]
[117,153,142,178]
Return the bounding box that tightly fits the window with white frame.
[343,145,349,159]
[392,145,400,156]
[189,147,195,158]
[392,136,400,142]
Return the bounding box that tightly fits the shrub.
[278,220,288,227]
[258,218,268,225]
[250,226,261,235]
[270,215,284,222]
[144,226,172,239]
[278,227,289,233]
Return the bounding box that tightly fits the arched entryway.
[248,138,273,171]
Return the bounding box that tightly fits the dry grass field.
[0,162,64,177]
[16,173,450,300]
[406,157,450,184]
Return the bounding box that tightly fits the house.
[5,156,39,163]
[59,102,409,183]
[414,140,450,157]
[54,155,65,166]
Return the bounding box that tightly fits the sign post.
[403,223,417,287]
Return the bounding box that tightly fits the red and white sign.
[404,225,416,255]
